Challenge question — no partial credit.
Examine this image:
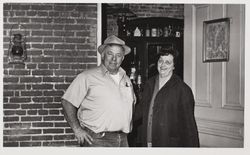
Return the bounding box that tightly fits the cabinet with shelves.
[119,17,184,86]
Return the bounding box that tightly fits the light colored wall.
[184,4,244,147]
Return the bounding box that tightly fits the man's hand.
[74,127,93,145]
[61,99,93,146]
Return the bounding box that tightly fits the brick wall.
[107,3,184,36]
[3,3,97,147]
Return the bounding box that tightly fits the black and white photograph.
[1,0,249,154]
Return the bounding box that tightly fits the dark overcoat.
[136,74,199,147]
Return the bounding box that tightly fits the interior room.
[2,3,245,147]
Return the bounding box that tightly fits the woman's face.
[157,54,174,78]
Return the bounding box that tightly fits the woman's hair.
[157,47,179,65]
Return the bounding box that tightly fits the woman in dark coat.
[135,48,199,147]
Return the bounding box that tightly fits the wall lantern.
[8,23,27,64]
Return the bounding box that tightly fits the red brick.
[43,90,64,96]
[4,84,25,90]
[30,17,53,23]
[27,50,43,55]
[20,142,41,147]
[4,129,42,135]
[32,70,53,76]
[32,30,53,36]
[4,116,19,122]
[32,44,53,49]
[43,129,64,134]
[54,70,76,76]
[16,110,26,115]
[32,122,53,127]
[54,97,62,102]
[37,11,48,16]
[21,104,43,109]
[38,110,49,115]
[54,134,75,140]
[9,97,31,103]
[48,12,60,17]
[20,77,42,83]
[4,122,31,129]
[43,24,63,30]
[54,31,74,36]
[44,103,62,109]
[32,135,53,141]
[21,91,43,96]
[43,116,65,121]
[3,3,11,10]
[4,135,31,141]
[4,110,16,115]
[21,116,42,122]
[14,64,25,69]
[48,64,59,69]
[65,141,79,146]
[71,64,87,69]
[60,64,71,69]
[49,110,60,115]
[43,77,64,82]
[23,24,42,30]
[44,37,64,43]
[31,5,53,10]
[9,70,30,75]
[27,11,37,16]
[4,110,26,116]
[43,141,65,146]
[3,64,14,69]
[65,38,86,43]
[32,84,53,90]
[32,57,53,62]
[54,18,74,24]
[27,110,38,115]
[26,64,37,69]
[12,4,30,10]
[54,44,75,50]
[3,97,9,103]
[76,31,90,37]
[4,91,14,96]
[3,142,19,147]
[55,122,70,127]
[4,104,20,109]
[9,17,29,23]
[32,97,53,102]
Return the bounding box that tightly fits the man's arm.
[61,99,93,145]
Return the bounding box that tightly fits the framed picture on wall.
[203,17,230,62]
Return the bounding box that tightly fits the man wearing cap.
[61,35,136,147]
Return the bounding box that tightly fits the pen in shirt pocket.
[125,82,132,87]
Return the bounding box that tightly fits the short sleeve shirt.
[62,65,136,133]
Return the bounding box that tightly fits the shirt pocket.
[120,85,134,104]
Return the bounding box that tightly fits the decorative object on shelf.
[175,26,181,37]
[133,27,141,37]
[203,18,230,62]
[145,25,150,37]
[164,26,169,37]
[151,28,157,37]
[8,23,27,64]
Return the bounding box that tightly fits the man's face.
[102,44,125,74]
[157,54,174,78]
